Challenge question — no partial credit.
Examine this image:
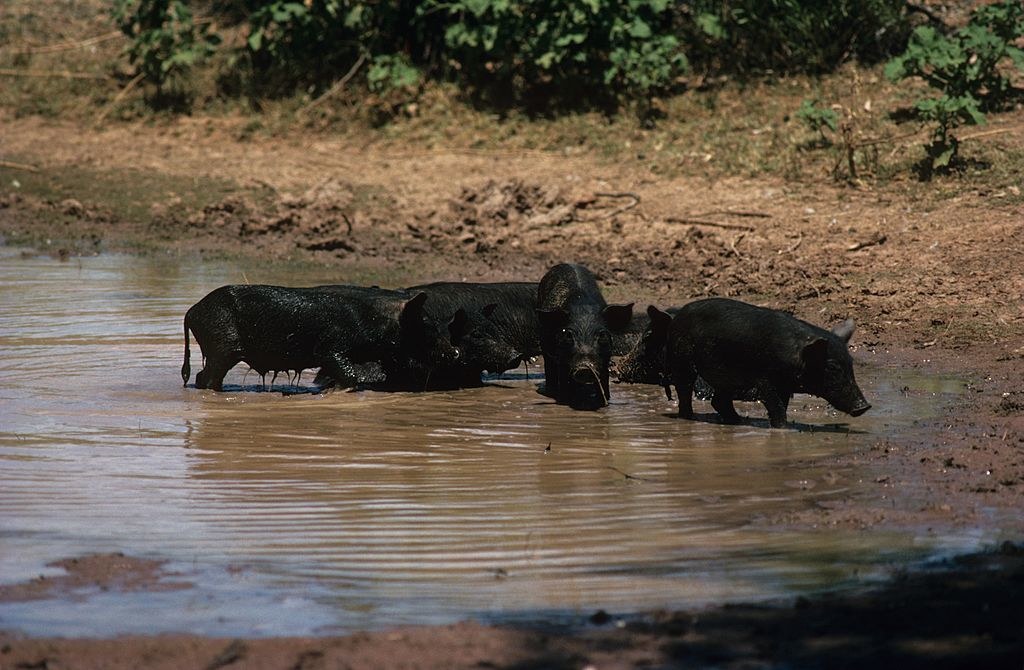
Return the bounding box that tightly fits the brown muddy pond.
[0,249,987,637]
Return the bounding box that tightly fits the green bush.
[796,98,838,143]
[435,0,686,106]
[885,0,1024,174]
[112,0,220,92]
[111,0,916,113]
[683,0,909,75]
[240,1,434,96]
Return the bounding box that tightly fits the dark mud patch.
[1,545,1022,669]
[0,553,192,603]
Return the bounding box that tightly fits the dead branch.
[728,233,746,259]
[0,160,40,173]
[1,31,123,55]
[665,217,755,232]
[93,71,145,126]
[594,191,640,202]
[586,191,640,220]
[298,53,367,116]
[853,127,928,148]
[0,68,110,80]
[959,126,1024,142]
[905,2,950,30]
[780,232,803,254]
[694,209,772,219]
[252,178,280,195]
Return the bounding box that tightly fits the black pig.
[404,281,542,388]
[614,305,677,385]
[182,285,458,391]
[614,304,745,402]
[536,263,633,410]
[663,298,870,428]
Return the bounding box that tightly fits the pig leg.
[195,357,237,392]
[671,362,696,419]
[711,391,741,424]
[755,381,790,428]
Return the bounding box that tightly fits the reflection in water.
[0,249,979,636]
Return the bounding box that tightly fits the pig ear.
[603,303,634,332]
[448,308,468,340]
[482,303,499,320]
[400,292,428,322]
[647,305,672,331]
[537,308,569,329]
[832,319,856,343]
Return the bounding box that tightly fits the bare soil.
[2,110,1023,667]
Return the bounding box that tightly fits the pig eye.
[453,348,461,359]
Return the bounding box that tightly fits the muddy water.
[0,249,985,637]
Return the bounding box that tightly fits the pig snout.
[848,400,871,417]
[832,388,871,417]
[571,366,600,385]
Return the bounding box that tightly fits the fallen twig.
[695,209,772,219]
[780,232,803,254]
[0,160,40,173]
[606,466,649,482]
[728,233,745,259]
[0,68,110,80]
[298,52,367,116]
[665,217,755,232]
[906,1,950,30]
[2,31,123,55]
[846,232,887,252]
[959,126,1024,142]
[93,71,145,126]
[579,191,641,221]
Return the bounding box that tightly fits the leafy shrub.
[242,1,364,94]
[797,98,838,142]
[110,0,916,115]
[683,0,909,75]
[112,0,220,92]
[435,0,687,107]
[238,1,439,97]
[366,54,421,93]
[885,0,1024,174]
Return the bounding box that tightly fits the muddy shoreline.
[1,545,1023,668]
[1,115,1023,667]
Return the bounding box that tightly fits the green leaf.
[696,13,726,40]
[883,57,906,81]
[629,18,651,39]
[933,145,955,168]
[536,51,556,69]
[464,0,491,17]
